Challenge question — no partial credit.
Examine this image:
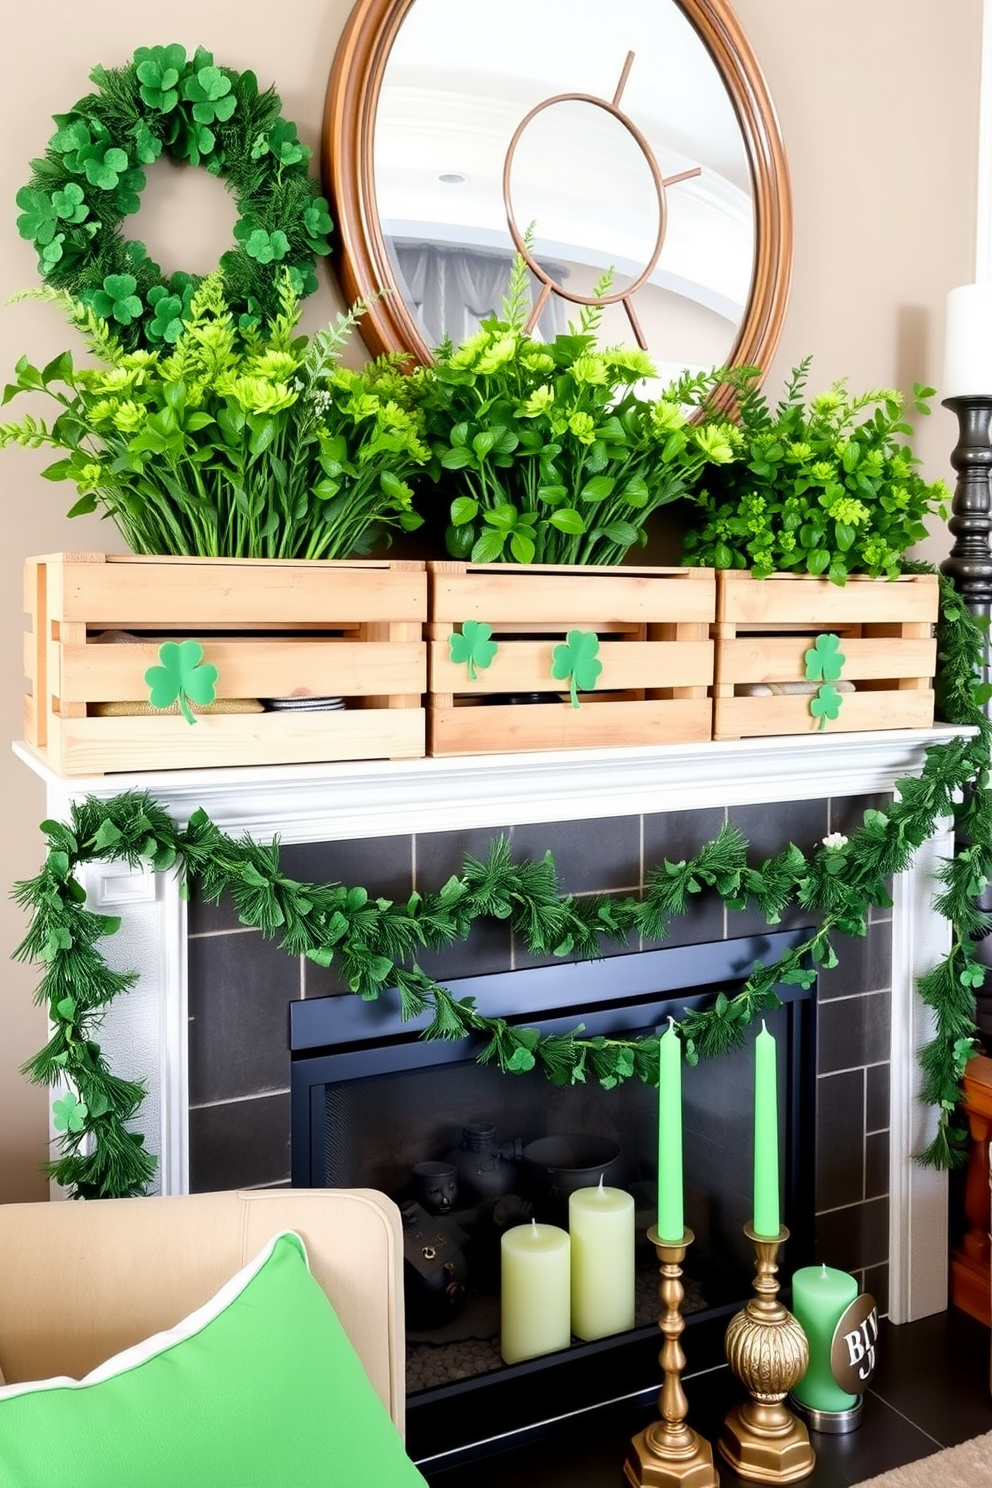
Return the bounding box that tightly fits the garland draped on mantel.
[12,574,992,1200]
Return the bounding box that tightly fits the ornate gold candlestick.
[625,1227,720,1488]
[719,1224,814,1483]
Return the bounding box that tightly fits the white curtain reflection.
[391,241,567,348]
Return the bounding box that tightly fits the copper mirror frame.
[323,0,793,380]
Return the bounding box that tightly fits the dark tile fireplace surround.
[187,790,893,1314]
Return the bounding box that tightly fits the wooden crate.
[712,571,939,741]
[24,553,427,775]
[427,563,715,756]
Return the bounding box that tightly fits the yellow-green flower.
[520,351,555,374]
[570,355,607,386]
[248,350,303,383]
[218,375,297,415]
[75,462,105,490]
[475,334,518,375]
[568,410,596,444]
[650,399,687,434]
[520,384,555,418]
[86,399,120,426]
[112,400,148,432]
[694,425,736,464]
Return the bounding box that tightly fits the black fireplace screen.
[290,932,814,1463]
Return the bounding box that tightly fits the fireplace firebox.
[290,931,814,1464]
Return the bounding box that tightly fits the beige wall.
[0,0,982,1199]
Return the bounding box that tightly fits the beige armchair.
[0,1187,407,1432]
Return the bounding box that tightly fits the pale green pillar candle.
[753,1020,780,1237]
[569,1179,636,1341]
[791,1264,859,1412]
[500,1220,571,1364]
[657,1017,683,1242]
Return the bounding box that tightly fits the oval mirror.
[325,0,792,390]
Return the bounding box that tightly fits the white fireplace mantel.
[14,725,970,1324]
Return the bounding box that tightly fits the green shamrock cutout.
[448,620,498,680]
[551,629,602,709]
[52,182,89,224]
[804,632,846,731]
[804,632,846,683]
[302,198,334,251]
[183,64,236,127]
[144,640,218,726]
[52,1090,88,1134]
[147,288,186,344]
[809,682,844,731]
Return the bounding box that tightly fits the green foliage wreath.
[15,43,333,351]
[12,576,992,1200]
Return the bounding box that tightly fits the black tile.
[866,1064,890,1133]
[817,921,892,1001]
[418,918,514,981]
[817,992,891,1075]
[643,807,728,949]
[867,1307,992,1447]
[188,930,299,1104]
[188,1091,290,1192]
[280,834,414,903]
[727,798,828,935]
[862,1262,889,1318]
[187,883,243,935]
[816,1069,865,1211]
[865,1130,889,1201]
[816,1197,889,1271]
[510,816,641,895]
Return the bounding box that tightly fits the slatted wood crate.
[23,553,427,775]
[427,562,715,756]
[712,571,939,741]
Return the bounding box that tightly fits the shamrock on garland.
[83,145,130,192]
[86,272,143,326]
[182,62,236,128]
[551,629,602,709]
[448,620,499,680]
[52,182,89,224]
[52,1089,88,1134]
[39,234,67,271]
[133,44,187,113]
[15,186,58,244]
[302,199,334,253]
[146,287,186,344]
[241,227,290,265]
[144,640,218,726]
[804,631,847,732]
[253,119,310,169]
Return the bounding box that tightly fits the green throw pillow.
[0,1229,427,1488]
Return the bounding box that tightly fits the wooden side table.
[950,1053,992,1326]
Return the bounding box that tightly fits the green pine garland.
[12,575,992,1198]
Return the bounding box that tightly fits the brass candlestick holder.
[625,1226,720,1488]
[719,1224,814,1484]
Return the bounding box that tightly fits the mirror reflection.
[373,0,755,385]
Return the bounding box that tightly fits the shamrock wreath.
[15,43,334,350]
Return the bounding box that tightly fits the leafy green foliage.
[0,274,427,558]
[551,629,602,707]
[448,620,498,680]
[414,257,737,565]
[12,573,991,1197]
[680,360,950,582]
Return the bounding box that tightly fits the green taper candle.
[791,1264,860,1411]
[753,1020,779,1236]
[657,1017,683,1242]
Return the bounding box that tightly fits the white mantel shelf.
[12,724,973,843]
[14,725,969,1327]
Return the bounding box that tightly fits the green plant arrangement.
[417,257,738,564]
[0,271,426,558]
[679,359,950,583]
[15,43,333,351]
[12,574,990,1199]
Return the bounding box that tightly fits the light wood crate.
[712,571,939,741]
[427,562,715,756]
[24,553,427,776]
